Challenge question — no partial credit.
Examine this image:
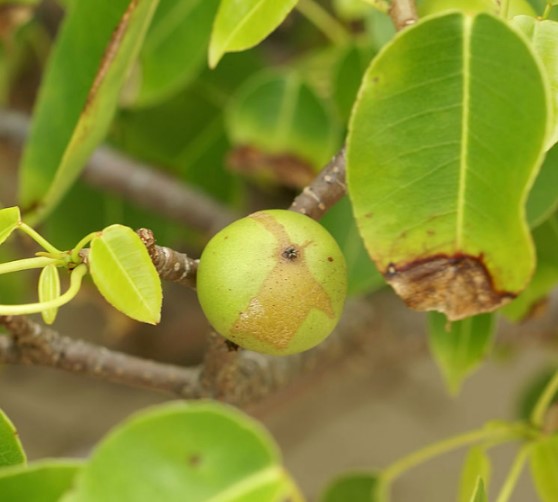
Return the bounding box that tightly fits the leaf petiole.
[0,264,87,316]
[0,256,60,276]
[531,368,558,428]
[18,223,62,254]
[493,445,531,502]
[382,422,531,483]
[70,231,100,263]
[296,0,350,45]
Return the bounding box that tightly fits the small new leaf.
[459,447,490,502]
[0,207,21,246]
[38,264,61,325]
[469,478,488,502]
[89,225,162,324]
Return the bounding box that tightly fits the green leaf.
[512,16,558,149]
[530,434,558,502]
[321,196,385,296]
[469,478,488,502]
[502,214,558,322]
[208,0,298,68]
[332,0,375,21]
[0,460,81,502]
[459,447,490,502]
[0,207,20,246]
[125,0,220,107]
[226,71,339,170]
[19,0,159,224]
[89,224,162,324]
[69,401,301,502]
[428,312,495,394]
[0,408,26,467]
[418,0,535,17]
[516,368,558,421]
[347,12,549,320]
[320,472,383,502]
[38,263,61,325]
[527,143,558,228]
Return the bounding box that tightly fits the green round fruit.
[197,209,347,355]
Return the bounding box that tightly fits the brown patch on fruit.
[230,212,335,350]
[384,254,515,321]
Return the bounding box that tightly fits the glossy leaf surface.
[347,12,549,320]
[320,472,382,502]
[428,312,495,393]
[128,0,220,107]
[530,434,558,502]
[0,408,26,467]
[0,206,20,246]
[0,460,81,502]
[89,224,162,324]
[70,401,301,502]
[459,447,490,502]
[209,0,297,67]
[19,0,159,223]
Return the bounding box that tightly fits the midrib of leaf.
[275,73,299,148]
[205,465,282,502]
[145,0,202,52]
[219,0,272,53]
[101,239,154,315]
[456,16,473,249]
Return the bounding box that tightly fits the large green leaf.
[0,460,81,502]
[226,71,339,171]
[502,214,558,321]
[458,447,490,502]
[417,0,535,16]
[19,0,159,223]
[347,12,549,321]
[69,401,301,502]
[89,224,162,324]
[0,408,26,467]
[512,16,558,148]
[320,472,383,502]
[208,0,298,68]
[530,434,558,502]
[126,0,220,107]
[428,312,495,393]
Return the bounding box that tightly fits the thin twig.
[389,0,418,31]
[289,148,346,219]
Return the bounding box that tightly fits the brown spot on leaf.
[187,453,202,467]
[84,0,140,112]
[384,254,515,321]
[230,212,334,350]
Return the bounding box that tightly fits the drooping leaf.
[0,408,26,467]
[321,196,384,296]
[428,312,495,394]
[502,214,558,322]
[530,434,558,502]
[0,460,81,502]
[69,401,301,502]
[38,263,61,325]
[320,472,383,502]
[125,0,220,108]
[19,0,159,224]
[226,71,339,174]
[512,16,558,149]
[88,224,162,324]
[527,143,558,228]
[459,447,491,502]
[0,206,20,246]
[347,12,549,320]
[208,0,298,68]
